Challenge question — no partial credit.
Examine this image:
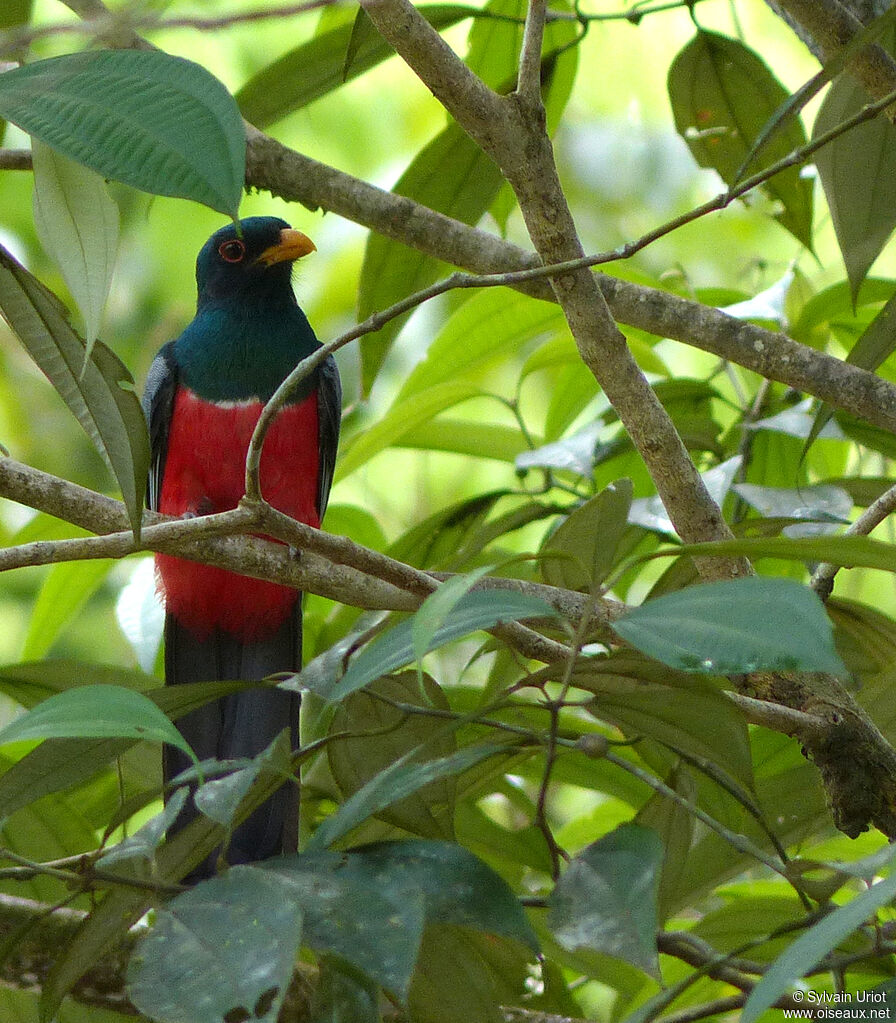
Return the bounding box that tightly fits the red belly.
[156,388,320,641]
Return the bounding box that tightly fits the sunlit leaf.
[0,245,149,535]
[0,684,197,766]
[21,559,114,661]
[612,577,847,676]
[31,139,119,354]
[236,5,472,127]
[326,590,555,702]
[813,49,896,297]
[0,51,244,216]
[668,30,813,247]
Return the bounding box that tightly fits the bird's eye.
[218,239,246,263]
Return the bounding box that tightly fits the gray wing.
[143,342,179,512]
[316,355,341,521]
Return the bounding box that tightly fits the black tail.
[163,610,300,877]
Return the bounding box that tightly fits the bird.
[143,216,341,874]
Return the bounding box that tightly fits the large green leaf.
[813,45,896,297]
[668,30,813,247]
[540,480,632,592]
[612,577,847,676]
[324,589,555,702]
[21,559,115,661]
[329,673,457,839]
[0,50,244,216]
[0,684,197,766]
[31,139,119,353]
[0,245,149,535]
[357,123,505,393]
[128,868,303,1023]
[548,823,663,977]
[308,743,509,851]
[235,5,472,127]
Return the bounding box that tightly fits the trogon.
[143,216,341,872]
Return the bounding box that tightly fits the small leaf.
[0,684,198,768]
[548,823,663,976]
[31,139,119,353]
[327,590,556,702]
[128,867,302,1023]
[540,480,633,592]
[0,244,149,535]
[742,850,896,1022]
[612,577,847,676]
[813,48,896,297]
[412,567,494,668]
[668,30,813,247]
[0,50,245,216]
[97,788,189,868]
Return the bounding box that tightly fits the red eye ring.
[218,239,246,263]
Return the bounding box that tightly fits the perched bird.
[143,216,341,872]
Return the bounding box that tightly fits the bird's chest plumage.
[157,387,320,640]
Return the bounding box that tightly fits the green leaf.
[358,124,504,393]
[742,850,896,1022]
[612,577,848,675]
[262,852,425,998]
[813,51,896,297]
[335,381,485,482]
[310,958,381,1023]
[412,567,495,667]
[97,789,189,868]
[396,289,568,403]
[329,673,457,839]
[0,245,149,536]
[668,30,813,247]
[31,139,119,353]
[571,653,753,788]
[325,590,555,702]
[128,867,303,1023]
[548,823,663,976]
[0,684,197,767]
[352,840,539,953]
[236,5,471,127]
[20,558,114,661]
[308,743,510,851]
[0,50,245,216]
[540,480,633,592]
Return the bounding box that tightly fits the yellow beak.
[256,228,316,266]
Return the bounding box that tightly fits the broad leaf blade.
[236,5,471,127]
[0,684,196,765]
[31,139,119,353]
[326,590,555,702]
[128,867,303,1023]
[668,30,813,247]
[813,54,896,297]
[0,244,149,535]
[612,577,847,676]
[0,50,245,216]
[262,852,426,999]
[548,823,663,976]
